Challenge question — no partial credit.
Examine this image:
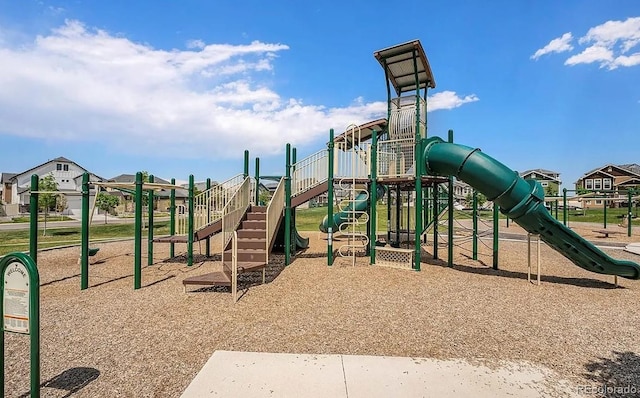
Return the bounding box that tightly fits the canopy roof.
[374,40,436,95]
[334,119,388,148]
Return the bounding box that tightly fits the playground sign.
[3,261,31,334]
[1,252,40,397]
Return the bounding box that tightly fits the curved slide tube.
[319,186,386,233]
[423,136,640,280]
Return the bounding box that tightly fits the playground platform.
[181,351,578,397]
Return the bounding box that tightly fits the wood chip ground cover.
[3,223,640,397]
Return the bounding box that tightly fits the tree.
[38,173,58,236]
[55,194,68,215]
[463,191,487,208]
[95,192,120,224]
[544,185,558,197]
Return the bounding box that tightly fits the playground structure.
[67,39,640,295]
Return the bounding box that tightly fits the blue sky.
[0,0,638,188]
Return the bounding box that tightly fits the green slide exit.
[319,186,385,234]
[423,136,640,280]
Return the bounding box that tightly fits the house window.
[63,164,69,171]
[56,163,62,171]
[585,179,593,190]
[540,182,548,187]
[603,178,611,190]
[593,179,602,190]
[595,200,602,205]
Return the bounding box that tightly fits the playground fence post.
[29,175,39,263]
[147,175,154,266]
[187,175,194,267]
[284,144,291,266]
[170,178,176,258]
[493,203,499,270]
[327,129,335,265]
[562,188,567,226]
[472,190,478,261]
[370,129,378,265]
[447,130,454,268]
[205,178,211,257]
[134,171,143,289]
[80,173,89,290]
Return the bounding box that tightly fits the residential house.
[1,172,16,204]
[519,169,562,196]
[7,157,102,216]
[575,164,640,208]
[108,174,188,214]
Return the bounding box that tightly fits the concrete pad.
[181,351,347,398]
[624,243,640,255]
[181,351,578,397]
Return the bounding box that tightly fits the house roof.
[109,174,171,185]
[12,156,90,182]
[519,169,561,182]
[1,173,17,183]
[578,164,640,180]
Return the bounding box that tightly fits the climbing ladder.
[336,124,370,264]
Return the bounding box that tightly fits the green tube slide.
[423,136,640,280]
[319,186,385,233]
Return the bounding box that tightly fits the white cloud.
[531,33,574,60]
[0,20,478,158]
[536,17,640,69]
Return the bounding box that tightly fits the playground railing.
[377,138,415,178]
[265,178,285,262]
[389,96,426,140]
[221,176,251,262]
[291,149,328,197]
[177,174,245,236]
[335,142,370,180]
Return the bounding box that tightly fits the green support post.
[1,252,40,398]
[493,203,499,270]
[423,185,429,244]
[254,158,260,204]
[169,178,176,258]
[628,189,633,237]
[447,130,454,268]
[603,194,607,229]
[386,187,391,245]
[563,188,568,226]
[395,186,401,246]
[506,216,509,228]
[80,173,89,290]
[433,183,439,260]
[243,150,249,178]
[29,175,39,263]
[187,175,194,267]
[472,190,478,261]
[134,172,143,289]
[205,178,211,258]
[327,129,335,265]
[370,129,378,265]
[414,130,423,271]
[291,148,297,257]
[284,144,292,266]
[147,175,154,266]
[554,200,558,220]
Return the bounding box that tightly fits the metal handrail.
[221,177,251,263]
[291,149,328,197]
[265,178,285,263]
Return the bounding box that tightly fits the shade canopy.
[374,40,436,95]
[334,119,388,148]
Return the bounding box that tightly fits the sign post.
[1,252,40,398]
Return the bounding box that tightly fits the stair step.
[237,239,267,250]
[246,212,267,221]
[242,220,266,229]
[183,271,231,287]
[251,205,267,212]
[223,261,266,274]
[237,230,265,239]
[225,249,266,262]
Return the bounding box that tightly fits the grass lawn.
[0,221,170,256]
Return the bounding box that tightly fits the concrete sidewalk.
[181,351,578,397]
